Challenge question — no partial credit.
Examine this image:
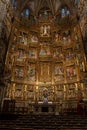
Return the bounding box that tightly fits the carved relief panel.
[17,31,28,45]
[39,44,51,57]
[55,85,64,101]
[53,47,63,60]
[28,34,38,43]
[54,63,64,83]
[66,65,77,79]
[27,85,34,100]
[26,64,36,82]
[14,66,24,79]
[67,84,76,99]
[28,48,37,59]
[64,48,74,61]
[16,49,26,62]
[15,84,23,99]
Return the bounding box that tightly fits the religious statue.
[54,66,63,75]
[43,88,48,104]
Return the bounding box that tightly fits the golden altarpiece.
[4,8,87,114]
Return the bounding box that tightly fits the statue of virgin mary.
[43,88,48,104]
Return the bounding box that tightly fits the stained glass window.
[10,0,16,10]
[61,7,70,18]
[21,9,30,18]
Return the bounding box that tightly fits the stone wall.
[0,0,12,75]
[0,0,10,38]
[78,0,87,57]
[78,0,87,39]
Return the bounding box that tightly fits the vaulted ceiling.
[15,0,76,16]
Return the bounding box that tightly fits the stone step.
[0,114,87,130]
